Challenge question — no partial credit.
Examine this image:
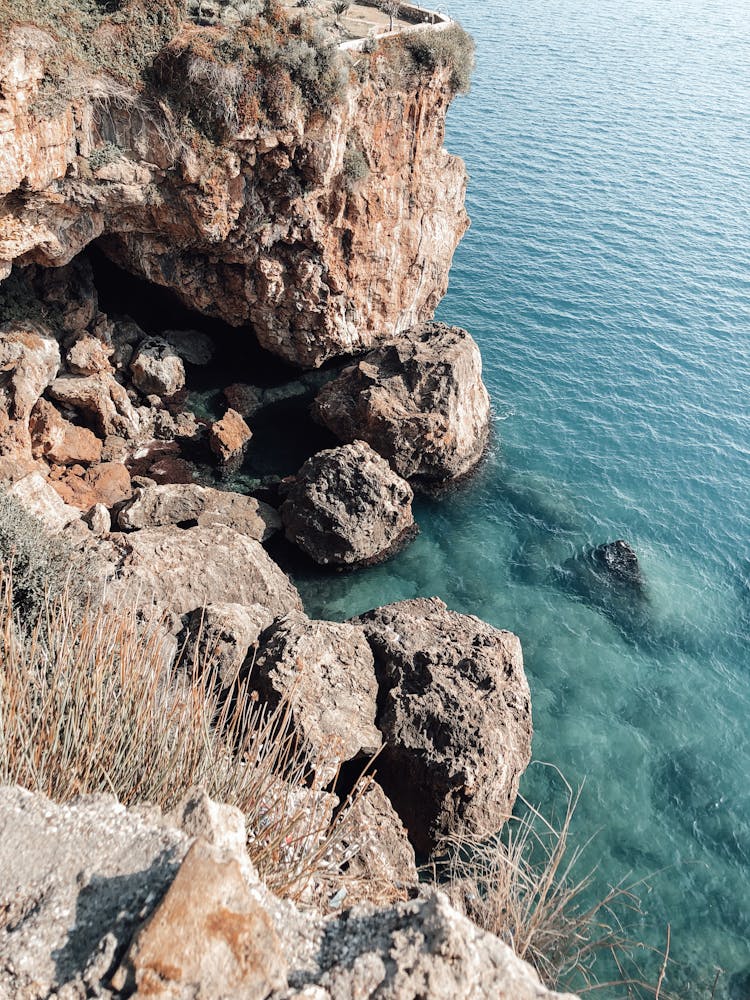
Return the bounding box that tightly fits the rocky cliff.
[0,4,469,366]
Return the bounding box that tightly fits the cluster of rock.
[0,785,579,1000]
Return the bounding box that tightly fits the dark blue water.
[296,1,750,993]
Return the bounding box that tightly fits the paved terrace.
[277,1,453,48]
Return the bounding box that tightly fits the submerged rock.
[591,539,642,587]
[280,441,416,566]
[355,597,532,855]
[252,610,382,784]
[313,323,490,486]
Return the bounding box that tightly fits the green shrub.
[403,24,475,95]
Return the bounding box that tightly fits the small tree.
[332,0,351,22]
[379,0,400,32]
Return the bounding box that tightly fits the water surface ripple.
[296,1,750,992]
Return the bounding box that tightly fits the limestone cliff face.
[0,23,468,367]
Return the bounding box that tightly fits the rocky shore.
[0,1,583,996]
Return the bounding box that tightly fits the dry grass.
[0,565,368,903]
[426,770,675,999]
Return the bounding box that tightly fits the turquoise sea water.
[294,1,750,994]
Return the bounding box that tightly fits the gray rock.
[280,441,416,566]
[110,524,303,618]
[183,602,274,688]
[313,322,491,485]
[278,890,579,1000]
[338,780,418,900]
[130,337,186,397]
[354,598,533,855]
[253,611,382,784]
[118,482,280,542]
[161,328,215,366]
[7,471,83,533]
[84,502,111,536]
[0,785,189,998]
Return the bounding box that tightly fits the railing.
[339,2,453,52]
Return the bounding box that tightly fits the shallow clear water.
[294,1,750,994]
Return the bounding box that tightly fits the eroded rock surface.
[111,524,302,618]
[130,336,186,398]
[313,323,491,484]
[183,602,274,688]
[280,441,416,566]
[118,482,280,541]
[355,597,533,854]
[252,610,382,784]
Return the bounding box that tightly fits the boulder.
[29,398,102,465]
[7,470,82,532]
[118,482,280,541]
[339,780,419,900]
[49,461,132,511]
[354,598,533,855]
[313,322,491,485]
[209,408,252,472]
[252,610,382,784]
[66,335,115,375]
[0,322,61,462]
[183,602,274,688]
[280,441,416,566]
[111,524,303,618]
[130,336,186,397]
[83,502,112,536]
[591,539,642,588]
[112,840,287,999]
[161,328,215,366]
[49,372,143,439]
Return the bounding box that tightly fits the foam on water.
[295,0,750,993]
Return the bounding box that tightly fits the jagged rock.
[29,398,102,465]
[66,335,115,375]
[112,840,287,999]
[340,780,418,900]
[354,598,532,855]
[252,610,382,784]
[118,482,280,541]
[49,372,143,439]
[183,602,274,688]
[6,470,82,532]
[111,524,303,618]
[49,461,132,511]
[280,441,416,566]
[83,502,111,536]
[280,890,579,1000]
[313,323,491,484]
[0,789,579,1000]
[161,328,215,366]
[130,336,187,398]
[0,786,190,999]
[0,322,61,463]
[209,408,252,472]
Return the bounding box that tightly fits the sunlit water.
[292,1,750,994]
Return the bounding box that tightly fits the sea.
[292,0,750,995]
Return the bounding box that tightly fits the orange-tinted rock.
[208,409,251,472]
[66,335,114,375]
[112,839,287,999]
[29,398,103,466]
[50,461,131,510]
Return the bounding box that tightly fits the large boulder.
[0,788,579,1000]
[118,482,280,542]
[111,524,303,618]
[252,610,382,784]
[49,461,132,511]
[130,336,186,397]
[7,470,83,533]
[313,323,491,486]
[280,441,416,566]
[354,598,533,855]
[0,322,61,463]
[49,372,144,439]
[29,398,102,466]
[183,602,274,688]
